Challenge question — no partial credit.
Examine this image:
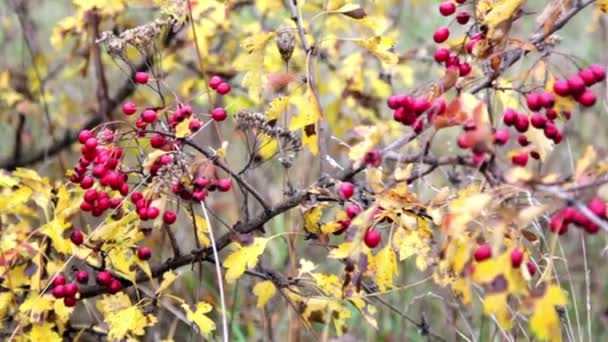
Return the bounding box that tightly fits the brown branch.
[89,9,111,121]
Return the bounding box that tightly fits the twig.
[89,9,111,121]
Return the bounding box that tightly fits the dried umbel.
[275,26,296,63]
[96,19,169,58]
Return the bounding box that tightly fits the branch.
[89,10,111,121]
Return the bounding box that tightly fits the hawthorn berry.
[539,92,555,108]
[511,152,528,167]
[550,214,568,235]
[526,93,541,111]
[218,178,232,192]
[345,204,361,218]
[216,82,231,95]
[458,62,472,77]
[209,75,223,89]
[434,48,450,63]
[364,149,382,167]
[52,275,67,287]
[96,271,112,286]
[363,229,382,248]
[63,296,77,307]
[576,90,596,107]
[108,279,122,294]
[579,68,596,86]
[502,108,517,126]
[457,134,471,149]
[142,109,158,123]
[52,285,66,299]
[134,71,149,84]
[567,75,586,95]
[545,108,558,120]
[474,244,492,261]
[150,133,167,149]
[211,107,227,121]
[76,271,89,284]
[553,79,570,97]
[78,130,94,144]
[334,219,351,235]
[589,64,606,82]
[511,249,524,268]
[514,114,529,133]
[526,261,537,276]
[122,102,137,115]
[588,197,606,217]
[493,129,509,145]
[163,210,177,224]
[70,230,84,246]
[517,134,530,146]
[439,1,456,16]
[338,182,355,200]
[147,206,160,219]
[137,246,152,261]
[189,118,203,131]
[433,27,450,43]
[64,283,79,297]
[530,113,547,129]
[456,11,470,24]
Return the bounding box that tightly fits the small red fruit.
[364,149,382,167]
[457,134,471,149]
[209,75,223,89]
[588,197,606,217]
[545,108,558,120]
[150,133,167,148]
[163,210,177,224]
[439,1,456,16]
[218,178,232,192]
[579,68,597,86]
[502,108,518,126]
[530,113,547,129]
[64,283,79,297]
[142,109,158,123]
[434,48,450,63]
[511,249,524,268]
[550,214,568,235]
[363,229,382,248]
[474,244,492,261]
[78,130,94,144]
[511,152,529,167]
[122,102,137,115]
[108,279,122,294]
[514,114,529,133]
[456,11,470,24]
[493,129,509,145]
[567,75,586,95]
[345,204,361,218]
[146,206,160,219]
[590,64,606,82]
[517,134,530,146]
[52,285,66,299]
[211,107,227,121]
[63,296,77,307]
[137,246,152,261]
[216,82,231,95]
[52,275,66,287]
[70,230,84,246]
[458,62,472,77]
[433,27,450,44]
[576,90,596,107]
[526,93,541,111]
[338,182,355,200]
[189,118,203,131]
[76,271,89,284]
[539,92,555,108]
[553,79,570,97]
[526,261,537,276]
[96,271,113,286]
[134,71,149,84]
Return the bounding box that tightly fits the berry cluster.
[50,274,81,307]
[550,197,607,235]
[553,65,605,107]
[433,0,473,77]
[387,94,446,134]
[473,245,537,276]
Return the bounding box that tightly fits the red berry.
[79,176,94,189]
[63,296,77,307]
[364,149,382,167]
[146,206,160,219]
[458,62,472,77]
[457,134,471,149]
[216,82,231,95]
[345,204,361,218]
[80,201,93,212]
[363,229,382,248]
[96,271,112,286]
[134,71,149,84]
[52,285,66,299]
[526,93,541,111]
[433,27,450,43]
[434,48,450,63]
[552,130,563,144]
[84,189,99,203]
[576,90,596,107]
[517,134,530,146]
[193,190,207,202]
[163,210,177,224]
[137,246,152,261]
[539,92,555,108]
[589,64,606,82]
[514,114,529,133]
[544,123,558,139]
[530,113,547,129]
[439,1,456,16]
[527,261,537,276]
[579,68,597,86]
[108,279,122,294]
[209,75,223,89]
[393,108,405,122]
[76,271,89,284]
[150,133,166,148]
[474,244,492,261]
[338,182,355,199]
[511,249,524,268]
[584,222,600,234]
[455,0,466,3]
[412,97,430,114]
[545,108,558,120]
[530,150,541,160]
[70,230,84,246]
[567,75,586,95]
[502,108,517,126]
[511,152,529,167]
[211,107,227,121]
[493,129,509,145]
[189,119,203,131]
[588,197,606,217]
[78,130,94,144]
[553,79,570,97]
[52,275,66,287]
[64,283,79,297]
[387,95,402,109]
[131,191,143,203]
[466,38,479,54]
[334,219,351,235]
[122,102,137,115]
[550,214,568,235]
[217,178,232,192]
[456,11,470,24]
[142,109,158,123]
[84,137,98,151]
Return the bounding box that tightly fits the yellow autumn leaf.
[40,218,72,255]
[546,76,576,117]
[354,36,398,64]
[156,271,178,295]
[223,237,269,283]
[181,301,216,336]
[253,280,277,308]
[482,0,524,28]
[303,206,322,234]
[265,96,289,121]
[175,117,193,138]
[237,31,276,100]
[289,294,351,336]
[484,292,512,330]
[27,323,62,342]
[525,123,554,161]
[575,145,597,180]
[257,133,279,160]
[105,306,157,340]
[194,215,211,247]
[598,0,608,13]
[529,284,568,342]
[374,245,397,292]
[329,242,355,259]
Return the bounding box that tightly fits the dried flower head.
[275,26,296,63]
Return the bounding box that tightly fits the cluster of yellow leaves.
[96,293,157,340]
[223,237,269,283]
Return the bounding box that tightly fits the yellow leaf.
[156,271,178,295]
[265,96,289,121]
[181,301,216,336]
[598,0,608,13]
[525,124,554,161]
[105,306,157,340]
[297,259,318,277]
[303,206,322,234]
[175,118,193,138]
[223,237,269,283]
[575,145,597,180]
[258,133,279,160]
[483,292,512,330]
[289,294,351,335]
[482,0,524,28]
[374,246,397,292]
[329,242,355,259]
[40,218,72,255]
[238,31,276,100]
[529,284,568,342]
[194,215,211,247]
[253,280,277,308]
[215,141,229,159]
[290,87,322,130]
[546,76,576,117]
[354,36,398,64]
[27,323,62,342]
[96,292,132,316]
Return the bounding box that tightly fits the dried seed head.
[276,26,296,63]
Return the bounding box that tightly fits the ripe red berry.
[216,82,231,95]
[544,123,558,139]
[80,176,94,190]
[466,37,479,54]
[579,68,597,86]
[550,214,568,235]
[84,137,98,151]
[511,249,524,268]
[134,71,149,84]
[553,79,570,97]
[527,261,537,276]
[52,275,66,287]
[163,210,177,224]
[364,149,382,167]
[146,206,160,219]
[70,230,84,246]
[511,152,529,167]
[96,271,112,286]
[526,93,541,111]
[345,204,361,218]
[584,222,600,234]
[393,108,406,122]
[588,197,606,217]
[458,62,472,77]
[530,113,547,129]
[64,283,79,297]
[78,130,93,144]
[457,134,471,149]
[216,178,232,192]
[545,108,558,120]
[209,75,223,89]
[493,129,509,145]
[567,75,586,95]
[137,246,152,261]
[108,279,122,294]
[576,90,596,107]
[433,27,450,43]
[363,229,382,248]
[193,190,207,201]
[189,119,203,131]
[334,219,351,235]
[150,133,166,149]
[387,95,402,109]
[122,102,137,115]
[211,107,227,121]
[456,11,470,24]
[517,134,530,146]
[514,114,529,133]
[474,244,492,261]
[539,92,555,108]
[552,130,563,144]
[76,271,89,284]
[439,1,456,16]
[142,109,158,123]
[502,108,517,126]
[63,296,77,307]
[52,285,66,299]
[338,182,355,199]
[434,48,450,63]
[455,0,466,3]
[589,64,606,82]
[412,97,431,114]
